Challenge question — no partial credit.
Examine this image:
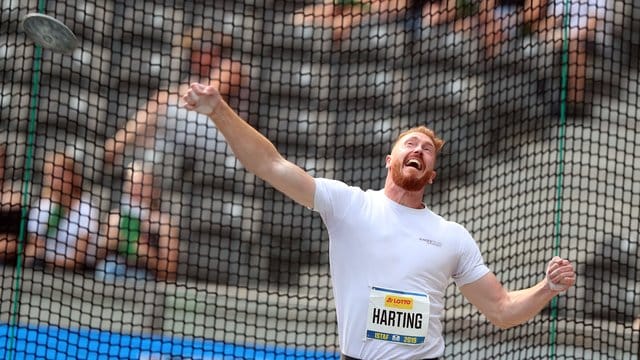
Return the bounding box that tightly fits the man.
[182,83,576,359]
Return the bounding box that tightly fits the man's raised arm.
[182,83,316,208]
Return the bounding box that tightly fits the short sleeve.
[313,178,362,225]
[452,226,490,287]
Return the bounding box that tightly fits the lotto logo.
[384,295,413,309]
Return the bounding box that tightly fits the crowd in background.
[0,0,612,282]
[294,0,609,104]
[0,24,250,283]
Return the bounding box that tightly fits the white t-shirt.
[313,178,490,359]
[28,193,101,265]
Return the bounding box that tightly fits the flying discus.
[21,13,79,54]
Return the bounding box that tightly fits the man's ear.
[428,170,437,184]
[385,155,391,168]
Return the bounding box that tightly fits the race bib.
[365,287,430,345]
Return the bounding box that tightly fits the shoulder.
[427,209,467,230]
[428,210,475,242]
[313,178,368,216]
[314,178,366,199]
[315,177,353,189]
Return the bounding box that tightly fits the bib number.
[365,287,430,345]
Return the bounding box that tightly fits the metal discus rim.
[21,13,78,54]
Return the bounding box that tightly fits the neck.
[383,177,426,209]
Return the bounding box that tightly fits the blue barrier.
[0,322,340,359]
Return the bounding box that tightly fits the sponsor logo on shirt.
[385,295,413,310]
[419,238,442,247]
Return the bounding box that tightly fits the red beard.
[390,161,434,191]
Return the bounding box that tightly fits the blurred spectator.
[292,0,461,41]
[103,26,250,167]
[101,160,180,282]
[0,144,22,263]
[422,0,475,30]
[25,149,102,271]
[99,26,251,282]
[292,0,391,41]
[480,0,608,103]
[479,0,547,59]
[534,0,607,104]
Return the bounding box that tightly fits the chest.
[370,225,455,276]
[339,206,459,286]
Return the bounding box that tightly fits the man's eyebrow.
[404,135,434,147]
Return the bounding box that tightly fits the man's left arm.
[459,256,576,329]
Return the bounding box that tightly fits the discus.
[21,13,79,54]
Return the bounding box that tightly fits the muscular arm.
[459,257,576,329]
[183,84,316,208]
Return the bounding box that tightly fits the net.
[1,0,638,359]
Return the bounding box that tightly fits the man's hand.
[545,256,576,292]
[182,83,223,116]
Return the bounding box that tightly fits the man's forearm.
[207,100,284,180]
[500,280,559,328]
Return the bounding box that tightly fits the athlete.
[181,82,576,359]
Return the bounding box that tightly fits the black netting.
[1,0,638,359]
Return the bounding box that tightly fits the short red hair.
[392,126,445,153]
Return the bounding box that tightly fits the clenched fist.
[545,256,576,292]
[182,83,223,116]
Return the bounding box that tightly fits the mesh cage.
[1,0,639,359]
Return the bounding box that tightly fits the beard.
[390,161,434,192]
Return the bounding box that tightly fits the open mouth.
[405,158,423,170]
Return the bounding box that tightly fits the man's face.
[386,132,437,191]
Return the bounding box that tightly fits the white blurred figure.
[25,149,102,270]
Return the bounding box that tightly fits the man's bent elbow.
[486,313,522,330]
[491,320,517,330]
